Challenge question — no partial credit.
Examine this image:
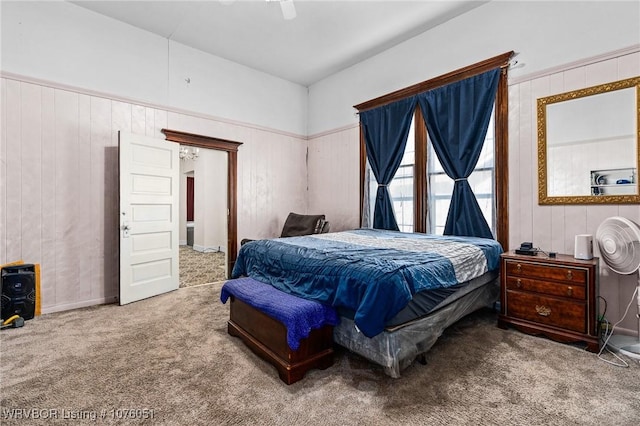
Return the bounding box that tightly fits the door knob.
[122,223,130,238]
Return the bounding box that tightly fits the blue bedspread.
[232,229,502,338]
[220,277,339,350]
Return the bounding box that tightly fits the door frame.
[161,129,242,276]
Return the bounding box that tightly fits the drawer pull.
[516,263,522,273]
[566,270,573,280]
[567,286,573,297]
[536,305,552,317]
[516,279,522,288]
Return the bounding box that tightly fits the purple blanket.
[220,277,339,351]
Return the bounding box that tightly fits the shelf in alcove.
[590,183,636,188]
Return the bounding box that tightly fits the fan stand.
[606,274,640,361]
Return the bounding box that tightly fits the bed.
[231,228,503,377]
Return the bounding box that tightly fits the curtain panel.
[360,96,416,230]
[417,68,501,239]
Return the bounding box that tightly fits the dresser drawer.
[505,260,586,284]
[505,290,586,333]
[505,276,586,300]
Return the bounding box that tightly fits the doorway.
[178,145,228,287]
[161,128,242,277]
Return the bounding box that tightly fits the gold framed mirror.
[538,76,640,204]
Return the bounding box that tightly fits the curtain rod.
[354,51,515,113]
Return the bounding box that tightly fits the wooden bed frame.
[227,296,335,385]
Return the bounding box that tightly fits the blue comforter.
[232,229,502,338]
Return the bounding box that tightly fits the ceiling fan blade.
[280,0,296,20]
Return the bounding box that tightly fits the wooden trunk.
[227,296,335,385]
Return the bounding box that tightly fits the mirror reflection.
[538,76,640,204]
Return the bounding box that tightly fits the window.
[366,110,496,236]
[356,52,511,248]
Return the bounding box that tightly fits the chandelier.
[179,146,199,161]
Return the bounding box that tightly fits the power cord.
[598,318,628,367]
[1,315,25,330]
[597,295,608,338]
[597,286,640,367]
[599,295,608,322]
[534,247,549,257]
[533,247,559,258]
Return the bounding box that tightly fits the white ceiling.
[70,0,489,86]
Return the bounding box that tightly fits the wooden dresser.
[498,251,600,352]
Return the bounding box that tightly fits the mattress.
[232,229,502,338]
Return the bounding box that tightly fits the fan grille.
[596,216,640,275]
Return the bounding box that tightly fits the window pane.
[389,164,414,231]
[428,109,496,235]
[365,161,415,231]
[362,160,375,228]
[468,169,493,195]
[388,118,415,232]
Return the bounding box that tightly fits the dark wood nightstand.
[498,251,600,352]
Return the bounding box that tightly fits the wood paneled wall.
[0,77,308,313]
[307,126,361,232]
[3,50,639,335]
[509,52,640,334]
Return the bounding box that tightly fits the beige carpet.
[179,246,226,288]
[1,282,639,425]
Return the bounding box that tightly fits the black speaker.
[1,264,36,321]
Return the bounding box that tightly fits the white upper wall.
[2,1,638,138]
[0,1,308,136]
[307,1,640,136]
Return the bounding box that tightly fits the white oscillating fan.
[596,216,640,360]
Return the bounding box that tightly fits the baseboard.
[192,244,226,254]
[41,295,118,315]
[613,325,639,338]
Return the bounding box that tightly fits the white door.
[119,132,180,305]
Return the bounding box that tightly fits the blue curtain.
[417,68,500,239]
[360,96,416,230]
